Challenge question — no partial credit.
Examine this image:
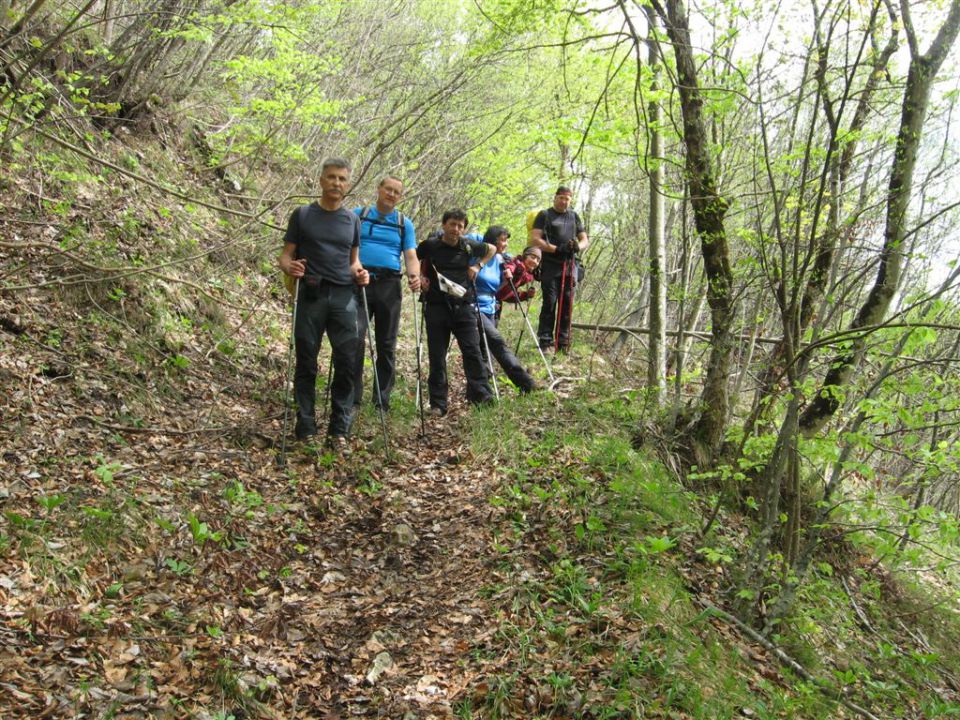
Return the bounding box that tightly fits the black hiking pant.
[353,272,402,410]
[537,261,575,351]
[424,300,493,413]
[479,313,535,392]
[294,282,358,438]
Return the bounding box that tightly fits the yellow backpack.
[525,209,538,244]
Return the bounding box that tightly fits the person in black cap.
[529,186,589,352]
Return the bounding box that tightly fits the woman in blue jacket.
[473,226,538,394]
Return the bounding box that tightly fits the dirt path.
[0,338,503,719]
[271,419,500,718]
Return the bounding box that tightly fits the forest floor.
[5,297,960,719]
[0,288,523,718]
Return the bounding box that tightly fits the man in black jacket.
[530,186,589,353]
[416,209,495,416]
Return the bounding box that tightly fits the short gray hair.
[321,157,352,173]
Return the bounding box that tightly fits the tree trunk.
[646,5,667,406]
[101,0,113,46]
[0,0,46,47]
[653,0,735,465]
[735,396,800,621]
[612,280,649,355]
[799,0,960,437]
[741,5,898,445]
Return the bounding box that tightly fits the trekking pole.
[479,311,500,400]
[566,258,577,350]
[555,260,568,352]
[507,275,554,383]
[512,283,525,355]
[361,286,391,457]
[322,351,333,424]
[471,280,499,400]
[278,277,300,467]
[411,290,426,437]
[512,294,533,356]
[415,296,425,411]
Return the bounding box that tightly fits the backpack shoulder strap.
[541,207,554,243]
[293,204,315,254]
[297,204,311,236]
[284,204,312,297]
[359,206,406,241]
[358,206,373,237]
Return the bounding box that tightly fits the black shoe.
[520,380,542,394]
[295,420,318,441]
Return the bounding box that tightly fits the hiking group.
[278,158,589,451]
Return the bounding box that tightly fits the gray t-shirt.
[283,203,360,286]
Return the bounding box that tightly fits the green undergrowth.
[464,379,960,719]
[1,123,287,426]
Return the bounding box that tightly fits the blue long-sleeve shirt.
[474,253,504,316]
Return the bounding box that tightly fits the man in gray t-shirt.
[279,158,369,447]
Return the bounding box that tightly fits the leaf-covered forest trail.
[0,287,521,718]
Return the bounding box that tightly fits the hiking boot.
[326,435,351,456]
[429,406,446,418]
[520,380,542,394]
[295,420,318,441]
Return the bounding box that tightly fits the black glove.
[556,240,580,261]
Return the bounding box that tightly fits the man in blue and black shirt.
[353,176,420,412]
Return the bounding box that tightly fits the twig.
[692,599,882,720]
[841,576,877,635]
[75,413,276,437]
[548,375,584,392]
[570,321,782,345]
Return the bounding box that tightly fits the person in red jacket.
[496,246,542,324]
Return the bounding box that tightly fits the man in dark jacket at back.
[416,208,495,416]
[529,186,589,353]
[278,158,369,449]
